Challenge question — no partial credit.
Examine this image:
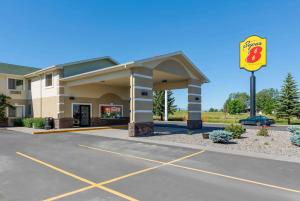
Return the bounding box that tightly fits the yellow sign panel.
[240,35,267,72]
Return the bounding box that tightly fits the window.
[26,104,32,116]
[100,105,123,119]
[28,79,32,90]
[8,105,25,118]
[8,78,23,90]
[45,73,53,87]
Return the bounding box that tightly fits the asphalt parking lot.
[0,129,300,201]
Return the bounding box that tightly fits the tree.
[153,90,177,120]
[223,92,249,114]
[227,99,244,114]
[0,94,14,121]
[209,108,219,112]
[276,73,300,124]
[256,88,279,115]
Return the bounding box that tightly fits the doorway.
[72,104,91,127]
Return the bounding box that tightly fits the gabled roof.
[133,51,210,83]
[0,63,40,75]
[25,56,119,77]
[60,51,210,83]
[54,56,119,67]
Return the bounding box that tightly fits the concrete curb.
[32,125,128,134]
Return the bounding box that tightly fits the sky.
[0,0,299,110]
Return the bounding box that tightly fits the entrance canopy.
[59,51,209,136]
[60,51,209,89]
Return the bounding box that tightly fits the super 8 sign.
[240,35,267,72]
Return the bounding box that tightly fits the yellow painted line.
[98,149,206,186]
[80,145,300,194]
[77,146,205,185]
[170,163,300,194]
[44,185,94,201]
[17,152,95,185]
[32,125,128,134]
[45,148,206,200]
[79,144,166,164]
[16,152,138,201]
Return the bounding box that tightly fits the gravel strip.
[142,128,300,158]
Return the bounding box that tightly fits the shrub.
[224,124,245,139]
[257,126,269,137]
[290,133,300,147]
[209,130,233,143]
[13,118,24,127]
[32,118,45,129]
[187,130,193,135]
[169,116,185,121]
[288,126,299,134]
[22,118,34,128]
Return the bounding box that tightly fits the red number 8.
[246,46,262,63]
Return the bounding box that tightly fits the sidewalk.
[2,125,128,134]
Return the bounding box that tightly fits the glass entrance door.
[79,105,90,127]
[73,104,91,127]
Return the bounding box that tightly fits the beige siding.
[134,113,153,122]
[0,74,30,100]
[31,96,59,118]
[64,84,130,100]
[130,68,153,123]
[187,80,202,120]
[63,95,130,118]
[188,112,201,120]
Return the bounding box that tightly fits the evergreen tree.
[0,94,14,121]
[153,90,177,120]
[276,73,300,124]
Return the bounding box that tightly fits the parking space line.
[170,163,300,194]
[78,144,166,164]
[16,152,138,201]
[44,185,94,201]
[79,145,300,194]
[45,147,206,200]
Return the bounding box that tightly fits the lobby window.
[45,73,53,87]
[8,78,23,90]
[8,105,25,118]
[100,105,123,119]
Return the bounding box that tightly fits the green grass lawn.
[156,111,300,125]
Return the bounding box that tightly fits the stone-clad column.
[187,79,202,129]
[128,67,154,136]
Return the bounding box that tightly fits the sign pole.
[250,72,256,117]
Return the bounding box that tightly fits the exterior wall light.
[141,91,148,96]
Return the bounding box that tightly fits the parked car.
[239,116,275,126]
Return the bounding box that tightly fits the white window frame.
[7,78,24,91]
[71,103,93,118]
[6,104,25,118]
[99,104,123,119]
[45,72,54,88]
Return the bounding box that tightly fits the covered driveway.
[60,52,209,136]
